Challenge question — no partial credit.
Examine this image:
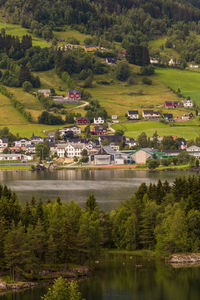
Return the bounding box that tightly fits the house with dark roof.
[91,126,107,136]
[99,135,125,151]
[106,57,117,65]
[163,113,173,121]
[94,116,105,124]
[0,138,8,149]
[90,146,127,165]
[60,126,81,136]
[128,110,139,120]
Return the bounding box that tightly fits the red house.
[67,89,81,100]
[165,101,179,108]
[76,117,90,125]
[91,126,107,135]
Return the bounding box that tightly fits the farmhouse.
[76,117,90,125]
[182,99,193,108]
[14,138,32,148]
[67,89,81,100]
[142,110,160,119]
[94,116,105,124]
[165,101,179,108]
[65,143,86,158]
[128,110,139,120]
[38,89,51,97]
[91,126,107,135]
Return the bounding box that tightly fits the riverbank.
[0,266,89,293]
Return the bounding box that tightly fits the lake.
[0,169,198,211]
[1,253,200,300]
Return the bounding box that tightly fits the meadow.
[113,121,200,140]
[0,21,50,48]
[54,26,92,45]
[156,68,200,106]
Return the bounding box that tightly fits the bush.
[140,65,155,75]
[147,159,160,170]
[142,77,152,85]
[22,81,33,92]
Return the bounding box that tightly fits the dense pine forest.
[1,176,200,281]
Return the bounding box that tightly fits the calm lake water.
[0,169,198,211]
[1,253,200,300]
[1,169,200,300]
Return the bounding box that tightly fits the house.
[163,113,173,121]
[14,138,32,148]
[0,154,33,161]
[94,116,105,124]
[90,146,127,165]
[130,148,157,164]
[59,126,81,136]
[99,135,126,152]
[121,50,126,57]
[143,110,160,119]
[182,99,193,108]
[106,57,117,65]
[128,110,139,120]
[0,138,8,148]
[91,126,107,135]
[112,115,118,123]
[150,58,159,64]
[30,136,44,144]
[67,89,81,100]
[125,137,137,148]
[162,150,181,157]
[165,101,179,108]
[65,143,86,158]
[84,45,99,52]
[76,117,90,125]
[182,113,193,121]
[187,145,200,158]
[38,89,51,97]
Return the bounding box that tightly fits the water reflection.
[0,169,199,211]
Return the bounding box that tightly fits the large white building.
[182,99,193,108]
[94,117,105,124]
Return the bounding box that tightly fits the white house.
[182,99,193,108]
[0,154,33,161]
[189,64,199,69]
[128,110,139,120]
[30,136,44,144]
[0,138,8,148]
[168,58,176,66]
[59,126,81,136]
[65,143,86,158]
[14,138,32,148]
[94,117,105,124]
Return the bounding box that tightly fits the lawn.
[0,94,28,125]
[0,21,50,48]
[112,121,200,139]
[156,68,200,106]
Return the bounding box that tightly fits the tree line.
[1,176,200,281]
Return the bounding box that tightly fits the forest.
[1,175,200,281]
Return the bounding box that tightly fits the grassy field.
[0,94,28,125]
[149,36,179,59]
[156,68,200,106]
[54,26,92,45]
[85,71,190,119]
[7,87,43,122]
[0,21,50,48]
[113,121,200,139]
[36,70,67,93]
[0,165,31,170]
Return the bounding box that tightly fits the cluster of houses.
[127,99,194,122]
[38,89,82,104]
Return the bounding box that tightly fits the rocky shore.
[167,254,200,267]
